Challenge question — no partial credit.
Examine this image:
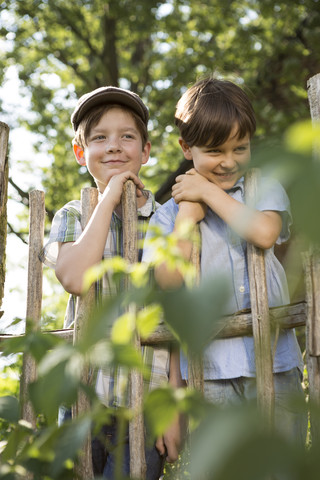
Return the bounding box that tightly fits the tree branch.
[7,222,28,245]
[8,177,29,206]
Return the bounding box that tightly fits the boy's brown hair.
[174,77,256,148]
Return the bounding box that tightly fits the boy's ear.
[73,143,86,166]
[141,140,151,165]
[178,138,193,160]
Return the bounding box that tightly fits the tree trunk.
[0,122,9,316]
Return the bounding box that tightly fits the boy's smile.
[82,107,150,192]
[180,127,251,191]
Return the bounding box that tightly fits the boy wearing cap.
[41,86,178,478]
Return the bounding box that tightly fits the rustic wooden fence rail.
[0,72,319,478]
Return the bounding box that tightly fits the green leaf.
[1,420,34,462]
[136,304,162,340]
[28,345,85,422]
[25,417,91,478]
[156,274,230,354]
[112,344,145,372]
[144,387,179,437]
[190,403,306,480]
[2,330,63,363]
[128,262,150,287]
[111,311,135,345]
[83,256,129,292]
[0,396,20,423]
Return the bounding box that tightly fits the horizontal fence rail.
[0,301,307,349]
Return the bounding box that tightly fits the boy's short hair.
[71,86,149,149]
[174,77,256,148]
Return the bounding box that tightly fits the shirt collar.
[226,176,245,194]
[137,189,156,217]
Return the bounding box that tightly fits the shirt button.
[239,285,245,293]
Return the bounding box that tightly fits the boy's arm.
[172,169,282,250]
[55,171,144,295]
[154,201,206,289]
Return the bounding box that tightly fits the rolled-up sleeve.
[40,200,82,269]
[255,177,292,244]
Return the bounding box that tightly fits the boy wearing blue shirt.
[143,77,306,451]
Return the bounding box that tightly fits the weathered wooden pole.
[188,231,204,393]
[122,180,146,480]
[245,168,275,429]
[305,72,320,441]
[72,187,98,480]
[0,122,9,317]
[20,190,45,426]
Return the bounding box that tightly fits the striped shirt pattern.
[41,190,170,407]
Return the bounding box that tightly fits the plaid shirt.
[41,190,170,407]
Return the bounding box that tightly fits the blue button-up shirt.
[143,176,304,380]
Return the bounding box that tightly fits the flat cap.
[71,86,149,132]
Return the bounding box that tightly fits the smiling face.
[180,126,251,191]
[74,107,150,192]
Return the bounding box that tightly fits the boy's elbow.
[252,230,278,250]
[254,240,273,250]
[55,267,83,296]
[261,238,276,250]
[253,212,282,250]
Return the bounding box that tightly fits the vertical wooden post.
[307,73,320,124]
[122,180,146,480]
[245,169,274,428]
[304,251,320,440]
[188,231,204,393]
[72,187,98,480]
[0,122,9,316]
[305,73,320,441]
[20,190,45,426]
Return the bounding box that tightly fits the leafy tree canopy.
[0,0,319,215]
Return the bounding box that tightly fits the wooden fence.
[0,72,320,478]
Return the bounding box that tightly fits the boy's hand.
[101,169,145,209]
[172,168,211,204]
[155,415,184,463]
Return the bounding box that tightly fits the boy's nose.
[220,153,235,169]
[106,138,121,152]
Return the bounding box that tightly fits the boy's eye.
[235,145,248,152]
[123,133,135,139]
[92,135,105,141]
[207,149,221,154]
